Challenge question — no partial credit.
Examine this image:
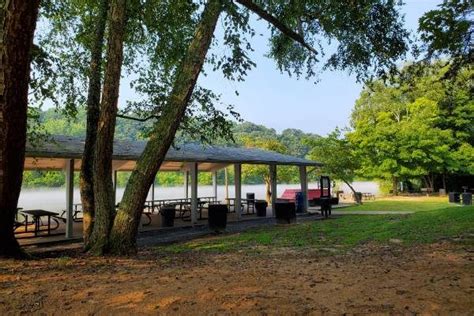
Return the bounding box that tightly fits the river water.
[18,181,379,213]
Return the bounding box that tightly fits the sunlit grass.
[157,200,474,254]
[341,196,456,212]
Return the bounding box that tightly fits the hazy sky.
[120,0,443,136]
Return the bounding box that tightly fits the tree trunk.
[80,0,109,250]
[0,0,40,258]
[108,0,223,255]
[392,177,398,196]
[423,175,433,193]
[264,179,271,204]
[89,0,127,255]
[343,180,362,204]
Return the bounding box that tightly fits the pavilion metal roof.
[24,135,321,172]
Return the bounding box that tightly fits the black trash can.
[295,192,304,213]
[160,205,176,227]
[449,192,461,203]
[275,201,296,224]
[208,203,228,233]
[320,197,332,218]
[461,193,472,205]
[246,193,256,213]
[355,192,363,203]
[255,200,268,217]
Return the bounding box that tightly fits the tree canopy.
[347,63,473,192]
[306,128,361,201]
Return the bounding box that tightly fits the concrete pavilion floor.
[17,205,274,247]
[17,204,354,249]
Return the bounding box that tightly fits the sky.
[120,0,443,136]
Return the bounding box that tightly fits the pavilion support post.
[151,176,155,209]
[184,170,189,199]
[234,164,242,220]
[65,159,75,238]
[270,164,277,217]
[112,170,117,206]
[212,170,218,200]
[299,166,309,213]
[224,167,229,200]
[190,163,198,225]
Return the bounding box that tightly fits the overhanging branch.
[234,0,318,56]
[116,113,160,122]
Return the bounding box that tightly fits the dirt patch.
[0,242,473,315]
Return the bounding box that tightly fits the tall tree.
[348,63,472,193]
[0,0,40,258]
[89,0,128,255]
[306,129,361,203]
[108,0,224,255]
[80,0,109,248]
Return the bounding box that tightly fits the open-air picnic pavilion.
[20,135,321,240]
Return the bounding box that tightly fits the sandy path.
[0,241,473,315]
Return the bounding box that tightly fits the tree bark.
[0,0,40,258]
[264,177,271,204]
[108,0,223,255]
[80,0,109,250]
[89,0,127,255]
[392,177,399,196]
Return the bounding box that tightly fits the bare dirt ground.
[0,241,473,315]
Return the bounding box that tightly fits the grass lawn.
[341,196,457,212]
[158,199,474,254]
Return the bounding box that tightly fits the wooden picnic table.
[18,209,60,237]
[59,203,83,222]
[362,193,375,200]
[146,197,219,220]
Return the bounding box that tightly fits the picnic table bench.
[362,193,375,200]
[225,198,256,215]
[15,209,60,237]
[146,197,218,221]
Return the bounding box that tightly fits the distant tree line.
[23,110,320,188]
[308,62,473,195]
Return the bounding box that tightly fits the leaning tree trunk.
[0,0,40,258]
[343,179,362,204]
[80,0,109,250]
[88,0,127,255]
[108,0,223,255]
[264,177,271,204]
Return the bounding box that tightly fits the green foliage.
[306,128,359,184]
[22,171,65,187]
[348,63,474,187]
[417,0,473,75]
[239,136,294,185]
[37,107,150,140]
[157,201,474,254]
[262,0,409,81]
[34,0,239,144]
